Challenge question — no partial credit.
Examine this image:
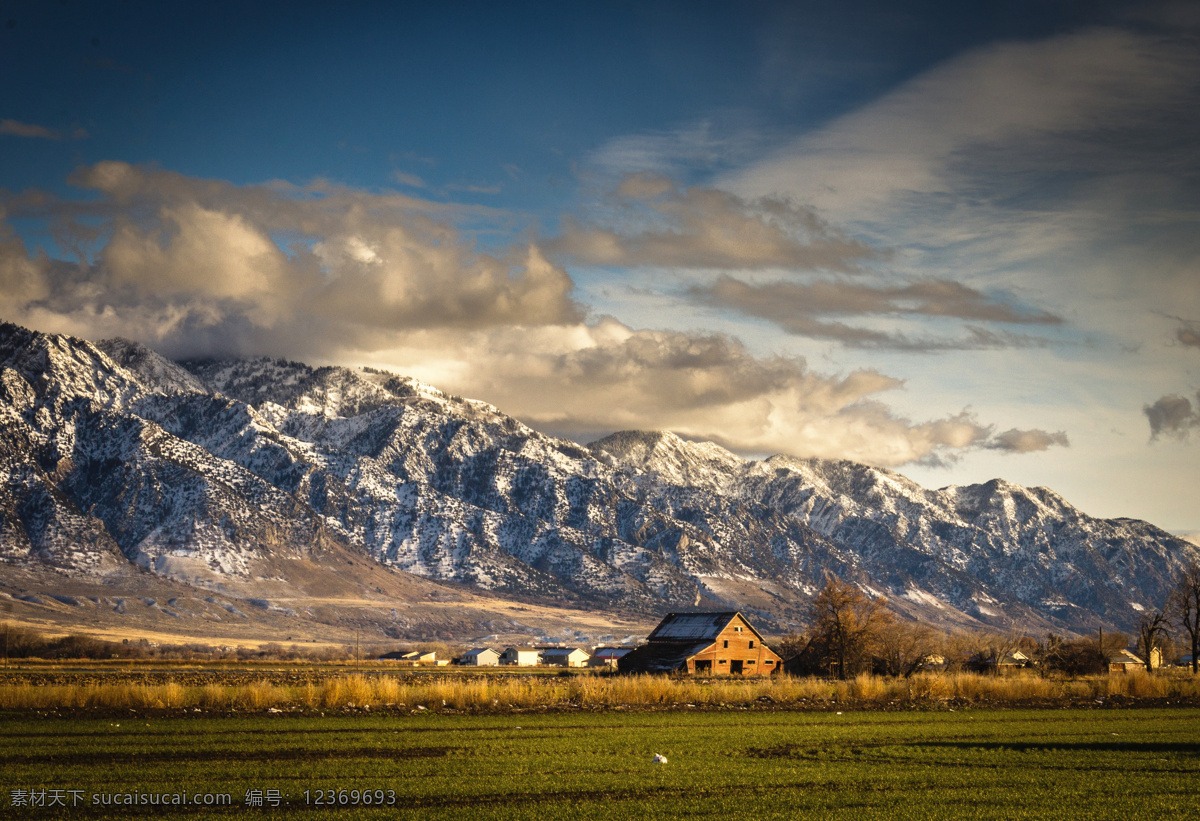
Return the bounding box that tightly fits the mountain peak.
[96,337,210,396]
[589,429,743,488]
[3,319,1198,636]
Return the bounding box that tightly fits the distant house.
[459,648,500,667]
[618,612,782,675]
[541,647,590,667]
[996,650,1035,669]
[500,646,540,666]
[379,649,437,665]
[1109,648,1161,672]
[589,647,634,668]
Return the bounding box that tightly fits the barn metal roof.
[647,612,742,641]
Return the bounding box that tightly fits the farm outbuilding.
[460,648,500,666]
[996,650,1035,669]
[618,612,782,675]
[541,647,590,667]
[500,646,540,666]
[589,647,634,668]
[1109,648,1161,672]
[379,649,438,665]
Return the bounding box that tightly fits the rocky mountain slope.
[1,320,1196,637]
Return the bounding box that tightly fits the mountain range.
[1,320,1196,643]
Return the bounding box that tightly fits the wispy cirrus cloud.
[390,170,427,188]
[986,428,1070,454]
[0,119,87,140]
[688,275,1061,350]
[586,120,778,180]
[1,119,57,140]
[547,172,877,273]
[728,28,1200,218]
[708,25,1200,345]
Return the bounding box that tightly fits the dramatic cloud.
[1145,393,1200,440]
[690,275,1060,349]
[2,162,581,358]
[361,318,1006,467]
[2,164,1066,469]
[547,173,877,272]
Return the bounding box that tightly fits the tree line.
[776,563,1200,679]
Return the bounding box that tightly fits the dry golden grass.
[1,669,1197,712]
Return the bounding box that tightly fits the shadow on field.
[5,745,456,766]
[746,739,1200,759]
[916,741,1200,755]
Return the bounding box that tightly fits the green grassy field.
[2,709,1197,819]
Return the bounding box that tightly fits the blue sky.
[2,0,1198,533]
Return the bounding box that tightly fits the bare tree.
[1038,630,1129,675]
[1137,610,1170,672]
[774,632,811,662]
[1170,563,1200,674]
[954,630,1029,673]
[807,575,893,679]
[874,621,940,677]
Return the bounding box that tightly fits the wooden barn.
[618,612,782,675]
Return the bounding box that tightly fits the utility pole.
[2,603,11,668]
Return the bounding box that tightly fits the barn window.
[747,659,755,664]
[749,640,755,649]
[718,659,727,664]
[723,640,728,648]
[765,660,774,665]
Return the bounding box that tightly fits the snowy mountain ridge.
[2,320,1196,634]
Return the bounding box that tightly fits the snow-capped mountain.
[1,321,1196,634]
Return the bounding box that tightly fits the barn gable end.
[619,611,782,675]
